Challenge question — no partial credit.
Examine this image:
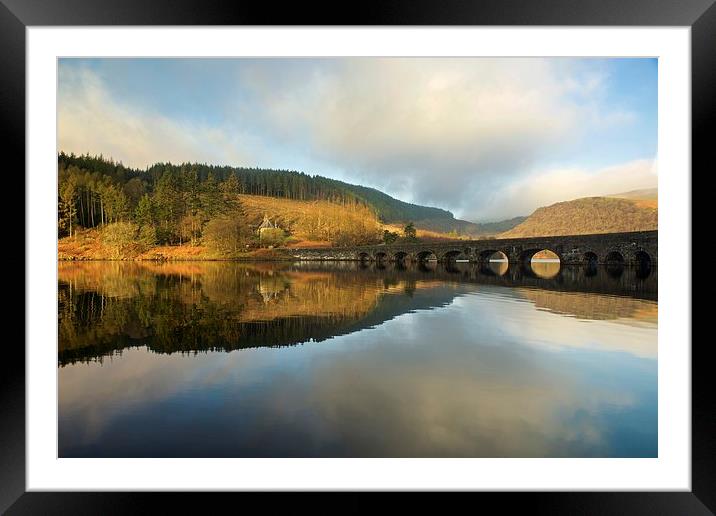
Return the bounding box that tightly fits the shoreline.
[58,255,297,262]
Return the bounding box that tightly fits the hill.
[415,216,527,237]
[500,195,657,238]
[607,187,657,201]
[59,153,460,225]
[57,193,473,260]
[329,185,525,237]
[239,195,493,244]
[237,194,383,246]
[336,182,453,223]
[57,151,527,238]
[605,187,658,210]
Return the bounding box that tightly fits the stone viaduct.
[288,230,657,267]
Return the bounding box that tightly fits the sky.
[58,57,657,222]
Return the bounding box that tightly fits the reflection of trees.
[58,262,423,366]
[58,260,657,366]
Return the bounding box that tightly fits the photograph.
[0,0,708,505]
[56,56,659,459]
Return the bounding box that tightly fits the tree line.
[57,153,391,254]
[58,152,455,226]
[59,152,369,214]
[59,156,242,247]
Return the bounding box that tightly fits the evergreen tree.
[134,194,154,228]
[58,175,78,237]
[383,230,399,244]
[403,222,417,241]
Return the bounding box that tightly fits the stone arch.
[392,251,410,264]
[480,259,509,276]
[604,250,625,265]
[519,248,561,264]
[583,251,598,267]
[633,250,652,278]
[519,248,540,264]
[357,251,371,262]
[440,249,464,263]
[416,250,437,263]
[520,248,561,280]
[418,260,437,272]
[478,249,508,263]
[374,251,388,263]
[633,250,652,269]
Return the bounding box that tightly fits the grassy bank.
[58,228,292,261]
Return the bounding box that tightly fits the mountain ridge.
[500,191,657,238]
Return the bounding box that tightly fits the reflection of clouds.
[59,348,270,443]
[60,285,656,457]
[287,308,653,457]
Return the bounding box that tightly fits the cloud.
[58,66,259,168]
[473,158,657,220]
[234,58,650,219]
[58,58,655,220]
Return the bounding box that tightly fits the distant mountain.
[500,193,657,238]
[326,183,529,236]
[337,183,454,223]
[414,216,527,237]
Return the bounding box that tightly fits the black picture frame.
[2,0,707,513]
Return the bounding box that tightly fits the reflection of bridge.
[58,262,656,366]
[405,262,656,301]
[290,230,658,267]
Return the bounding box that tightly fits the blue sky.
[58,57,657,221]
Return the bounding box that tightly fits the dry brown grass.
[239,195,468,244]
[284,239,333,249]
[57,228,107,260]
[379,224,469,242]
[237,194,382,245]
[135,245,208,260]
[58,227,290,261]
[501,197,657,238]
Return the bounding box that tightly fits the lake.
[58,260,657,457]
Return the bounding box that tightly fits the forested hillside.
[58,152,457,226]
[56,152,541,260]
[58,153,396,258]
[415,216,527,237]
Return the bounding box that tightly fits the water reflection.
[481,260,508,276]
[529,260,561,279]
[58,260,657,458]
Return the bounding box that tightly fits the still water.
[58,260,657,457]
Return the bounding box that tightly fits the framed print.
[3,0,709,513]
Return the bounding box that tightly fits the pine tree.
[135,194,154,229]
[59,176,78,237]
[403,222,417,241]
